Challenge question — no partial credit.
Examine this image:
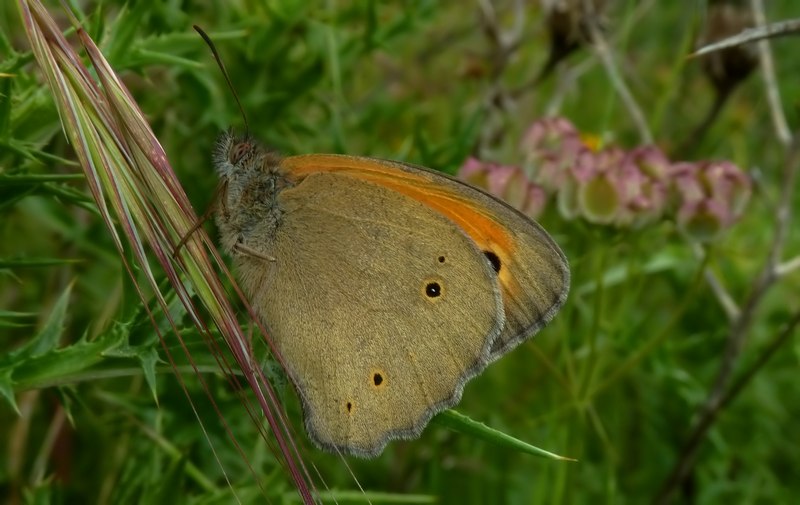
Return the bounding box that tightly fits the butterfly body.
[213,131,569,457]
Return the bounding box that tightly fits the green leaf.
[31,282,72,356]
[0,309,36,329]
[433,409,577,461]
[138,346,160,405]
[0,257,81,269]
[0,76,12,137]
[11,338,113,391]
[11,282,73,360]
[0,368,18,413]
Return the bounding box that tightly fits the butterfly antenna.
[193,25,250,136]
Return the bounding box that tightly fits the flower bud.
[575,147,627,224]
[624,146,671,226]
[677,198,731,242]
[700,160,752,217]
[521,117,584,192]
[699,0,757,96]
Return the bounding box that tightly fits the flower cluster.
[459,117,751,241]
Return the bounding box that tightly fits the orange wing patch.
[282,154,523,299]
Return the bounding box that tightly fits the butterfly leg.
[234,241,277,262]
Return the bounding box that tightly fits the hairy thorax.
[213,132,296,257]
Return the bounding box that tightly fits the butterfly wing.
[234,168,504,457]
[283,154,570,360]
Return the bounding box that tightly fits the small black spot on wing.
[425,281,442,298]
[370,369,387,389]
[483,250,501,273]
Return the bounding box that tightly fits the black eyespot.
[373,373,383,386]
[438,256,446,263]
[346,402,353,412]
[484,251,501,273]
[425,282,441,298]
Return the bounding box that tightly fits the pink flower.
[628,145,671,182]
[521,117,585,192]
[671,162,706,204]
[465,116,752,237]
[699,160,752,217]
[622,146,671,226]
[520,117,581,155]
[557,148,597,220]
[677,198,731,242]
[458,157,549,219]
[576,148,628,224]
[522,184,549,219]
[668,160,751,240]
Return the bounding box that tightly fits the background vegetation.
[1,1,798,503]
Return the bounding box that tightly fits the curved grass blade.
[18,1,317,501]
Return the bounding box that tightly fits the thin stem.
[655,131,799,503]
[752,0,792,146]
[579,243,607,398]
[584,2,653,144]
[776,255,800,277]
[690,241,740,321]
[719,309,800,413]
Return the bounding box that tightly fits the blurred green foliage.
[1,1,799,504]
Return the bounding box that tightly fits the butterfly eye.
[230,142,250,164]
